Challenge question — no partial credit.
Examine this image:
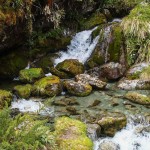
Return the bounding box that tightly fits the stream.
[1,19,150,150]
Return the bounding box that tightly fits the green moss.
[54,117,93,150]
[87,47,105,68]
[50,67,69,79]
[140,66,150,80]
[13,84,32,99]
[125,92,150,105]
[19,68,45,83]
[108,25,123,62]
[56,59,84,77]
[32,76,62,97]
[0,90,12,109]
[103,0,143,11]
[82,12,106,30]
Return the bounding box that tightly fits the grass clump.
[0,107,57,150]
[121,2,150,65]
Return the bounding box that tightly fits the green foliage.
[103,0,143,10]
[0,107,57,150]
[121,2,150,65]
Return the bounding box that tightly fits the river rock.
[13,84,32,99]
[99,62,124,80]
[56,59,84,77]
[64,80,92,96]
[54,117,93,150]
[118,79,150,90]
[98,140,120,150]
[19,68,45,83]
[0,90,13,109]
[87,124,101,140]
[96,112,127,136]
[49,67,69,79]
[125,92,150,105]
[126,63,150,80]
[75,74,107,89]
[32,76,62,97]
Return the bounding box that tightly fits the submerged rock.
[19,68,45,83]
[32,76,62,97]
[54,117,93,150]
[125,92,150,105]
[75,74,107,89]
[64,80,92,97]
[56,59,84,77]
[96,112,127,136]
[13,84,32,99]
[0,89,13,109]
[98,140,120,150]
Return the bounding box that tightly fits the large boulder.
[99,62,125,80]
[32,76,62,97]
[56,59,84,78]
[125,92,150,105]
[19,68,45,83]
[64,80,92,97]
[75,74,107,89]
[54,117,93,150]
[13,84,32,99]
[0,90,13,109]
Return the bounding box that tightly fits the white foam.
[11,99,44,113]
[54,27,100,65]
[94,116,150,150]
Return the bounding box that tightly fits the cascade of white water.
[94,116,150,150]
[54,27,100,65]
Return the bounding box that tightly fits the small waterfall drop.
[94,116,150,150]
[54,27,100,65]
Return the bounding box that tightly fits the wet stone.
[87,124,101,140]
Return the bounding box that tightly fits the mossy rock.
[31,55,54,73]
[56,59,84,77]
[82,12,107,30]
[49,67,69,79]
[108,24,123,62]
[0,90,13,109]
[125,92,150,105]
[13,84,32,99]
[19,68,45,83]
[97,112,127,136]
[126,63,150,80]
[32,76,62,97]
[54,117,93,150]
[64,80,92,97]
[0,50,28,79]
[87,47,105,68]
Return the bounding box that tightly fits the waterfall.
[54,27,100,65]
[94,116,150,150]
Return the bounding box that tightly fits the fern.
[0,107,57,150]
